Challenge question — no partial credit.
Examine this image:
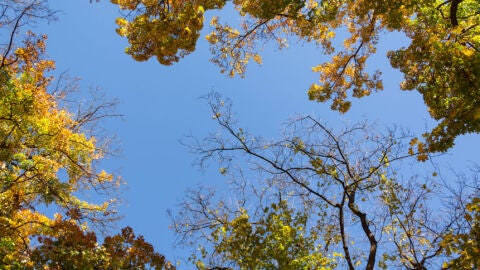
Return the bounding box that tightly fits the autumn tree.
[439,177,480,269]
[174,187,336,269]
[0,32,112,270]
[0,1,175,268]
[172,94,479,269]
[30,222,176,269]
[110,0,480,152]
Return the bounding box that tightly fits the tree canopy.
[0,31,115,267]
[0,0,478,269]
[173,95,480,269]
[0,1,174,268]
[111,0,480,152]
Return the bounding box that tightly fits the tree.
[0,1,174,268]
[439,182,480,269]
[110,0,480,152]
[29,219,109,269]
[0,30,118,267]
[174,187,336,269]
[172,94,479,269]
[30,223,176,269]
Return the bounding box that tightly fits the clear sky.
[36,0,478,267]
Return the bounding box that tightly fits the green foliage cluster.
[209,201,335,269]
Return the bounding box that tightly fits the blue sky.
[36,0,478,266]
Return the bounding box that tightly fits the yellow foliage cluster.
[111,0,226,64]
[440,197,480,269]
[0,33,117,265]
[205,201,336,269]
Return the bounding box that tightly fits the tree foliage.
[174,187,336,269]
[211,201,334,270]
[440,195,480,269]
[173,95,479,269]
[0,1,174,268]
[111,0,226,64]
[1,0,477,268]
[0,31,118,267]
[30,223,175,269]
[111,0,480,152]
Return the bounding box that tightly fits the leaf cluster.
[111,0,480,152]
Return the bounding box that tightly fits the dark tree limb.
[450,0,464,27]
